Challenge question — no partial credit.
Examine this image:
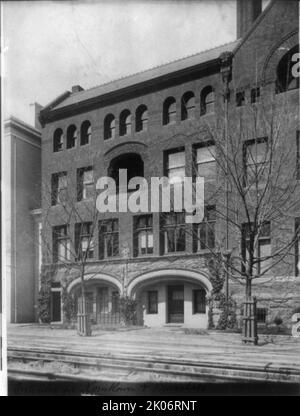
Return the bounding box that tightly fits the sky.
[2,0,269,126]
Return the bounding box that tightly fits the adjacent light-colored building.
[3,115,41,323]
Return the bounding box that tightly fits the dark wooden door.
[168,285,184,323]
[51,291,61,322]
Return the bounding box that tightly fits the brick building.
[39,0,299,328]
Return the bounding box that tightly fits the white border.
[1,0,8,396]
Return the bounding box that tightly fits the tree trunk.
[246,276,252,298]
[81,272,86,315]
[77,267,92,336]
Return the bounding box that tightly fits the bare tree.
[188,92,299,309]
[40,144,119,334]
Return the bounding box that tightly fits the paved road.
[7,324,300,373]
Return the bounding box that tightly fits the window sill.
[163,250,186,256]
[200,112,215,117]
[163,121,176,127]
[134,254,154,259]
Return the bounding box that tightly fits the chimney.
[71,85,84,93]
[30,102,43,130]
[237,0,262,38]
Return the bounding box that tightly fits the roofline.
[40,47,237,125]
[5,116,41,137]
[42,90,71,112]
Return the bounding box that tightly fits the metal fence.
[79,293,122,326]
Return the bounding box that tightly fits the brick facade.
[39,0,299,328]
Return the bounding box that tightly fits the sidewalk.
[7,324,300,384]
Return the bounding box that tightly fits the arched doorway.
[128,269,212,328]
[67,273,123,325]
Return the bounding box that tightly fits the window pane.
[259,239,271,274]
[139,231,147,249]
[168,151,185,168]
[168,167,185,183]
[83,169,93,183]
[148,233,153,248]
[81,237,89,251]
[193,289,206,314]
[197,161,216,181]
[247,142,268,164]
[148,291,158,314]
[196,146,216,164]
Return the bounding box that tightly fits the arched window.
[108,153,144,191]
[163,97,176,125]
[66,125,77,149]
[119,110,131,136]
[200,86,215,116]
[181,91,195,120]
[136,105,148,132]
[53,128,63,152]
[104,114,115,140]
[80,120,91,146]
[276,45,299,93]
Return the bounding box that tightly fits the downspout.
[220,51,233,302]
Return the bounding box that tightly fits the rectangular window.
[243,222,271,275]
[97,288,109,314]
[53,225,70,263]
[133,215,153,257]
[251,87,260,104]
[99,219,119,259]
[193,206,216,251]
[75,222,94,260]
[51,285,62,323]
[297,131,300,180]
[244,138,269,186]
[193,289,206,314]
[256,308,267,323]
[236,91,245,107]
[147,291,158,314]
[112,291,120,313]
[194,143,216,182]
[165,149,185,184]
[77,167,94,201]
[51,172,67,205]
[296,218,300,276]
[160,212,185,254]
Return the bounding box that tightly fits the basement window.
[256,308,267,323]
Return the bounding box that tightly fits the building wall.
[4,118,41,323]
[40,0,299,328]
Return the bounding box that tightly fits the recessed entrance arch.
[127,269,212,328]
[66,273,123,325]
[127,269,212,297]
[67,272,123,294]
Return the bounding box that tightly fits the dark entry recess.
[168,285,184,323]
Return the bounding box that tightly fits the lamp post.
[220,51,233,302]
